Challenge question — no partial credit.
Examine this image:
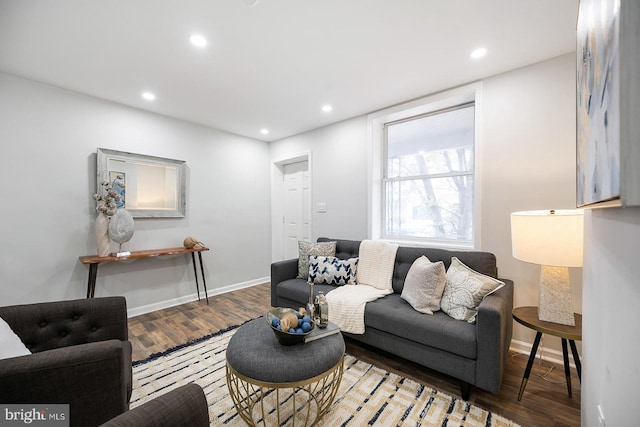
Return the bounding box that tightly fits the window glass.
[383,104,474,243]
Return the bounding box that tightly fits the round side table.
[512,306,582,401]
[226,318,345,426]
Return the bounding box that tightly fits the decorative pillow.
[297,241,337,279]
[440,257,505,323]
[308,255,358,285]
[0,316,31,360]
[400,256,446,315]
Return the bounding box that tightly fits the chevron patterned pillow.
[308,255,358,286]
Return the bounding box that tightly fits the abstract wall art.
[576,0,640,208]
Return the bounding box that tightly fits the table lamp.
[510,209,584,326]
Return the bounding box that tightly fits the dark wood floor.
[128,283,580,427]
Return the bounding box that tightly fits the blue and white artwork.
[110,171,126,208]
[577,0,620,207]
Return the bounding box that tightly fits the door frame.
[271,151,312,262]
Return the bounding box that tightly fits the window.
[368,84,479,248]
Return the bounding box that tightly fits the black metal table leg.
[569,339,581,382]
[518,331,543,401]
[87,263,99,298]
[562,338,572,397]
[197,251,209,305]
[191,252,201,301]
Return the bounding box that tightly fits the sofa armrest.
[0,297,128,353]
[100,383,209,427]
[0,340,130,427]
[270,258,299,306]
[474,278,514,394]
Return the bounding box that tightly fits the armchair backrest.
[0,297,128,353]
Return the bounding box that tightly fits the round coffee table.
[226,317,345,426]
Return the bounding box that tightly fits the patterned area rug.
[132,323,519,426]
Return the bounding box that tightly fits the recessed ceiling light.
[142,92,156,101]
[470,47,487,59]
[190,34,208,48]
[322,105,333,113]
[260,128,269,135]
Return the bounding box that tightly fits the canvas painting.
[576,0,621,207]
[109,171,126,208]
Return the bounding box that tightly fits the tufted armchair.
[99,383,210,427]
[0,297,132,427]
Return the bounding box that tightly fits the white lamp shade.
[511,209,584,267]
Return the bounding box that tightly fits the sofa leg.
[460,381,471,400]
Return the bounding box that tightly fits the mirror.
[97,148,186,218]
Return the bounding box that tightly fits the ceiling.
[0,0,579,142]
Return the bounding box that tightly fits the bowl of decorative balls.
[266,307,315,345]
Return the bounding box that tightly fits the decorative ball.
[183,236,198,248]
[280,312,299,331]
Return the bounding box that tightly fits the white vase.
[95,212,111,257]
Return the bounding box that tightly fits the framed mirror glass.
[97,148,186,218]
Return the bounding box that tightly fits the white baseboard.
[510,338,579,369]
[126,276,270,318]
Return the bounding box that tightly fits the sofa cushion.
[317,237,360,260]
[364,294,476,359]
[309,256,358,285]
[276,278,337,306]
[400,256,446,315]
[440,257,505,323]
[297,241,336,279]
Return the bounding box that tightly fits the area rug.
[132,323,519,426]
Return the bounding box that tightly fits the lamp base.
[538,265,575,326]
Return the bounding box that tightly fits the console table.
[79,247,209,303]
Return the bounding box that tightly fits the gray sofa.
[271,238,514,400]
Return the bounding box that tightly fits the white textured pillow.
[0,316,31,359]
[400,256,446,315]
[440,257,505,323]
[297,241,336,279]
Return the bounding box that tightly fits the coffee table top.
[226,317,345,383]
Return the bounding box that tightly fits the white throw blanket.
[326,284,392,334]
[326,240,399,334]
[356,240,399,291]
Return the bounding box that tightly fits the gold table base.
[226,355,344,427]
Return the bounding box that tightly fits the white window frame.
[367,83,482,249]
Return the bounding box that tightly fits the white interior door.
[283,161,310,259]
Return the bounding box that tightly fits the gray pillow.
[400,256,446,315]
[440,257,505,323]
[297,241,337,279]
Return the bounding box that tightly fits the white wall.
[0,72,271,315]
[270,117,368,261]
[581,169,640,424]
[480,53,582,352]
[271,53,579,355]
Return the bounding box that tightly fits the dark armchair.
[99,383,210,427]
[0,297,132,427]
